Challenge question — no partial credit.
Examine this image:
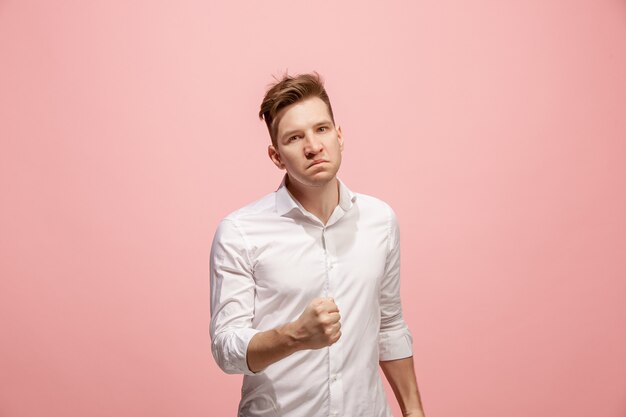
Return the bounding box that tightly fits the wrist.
[277,321,305,352]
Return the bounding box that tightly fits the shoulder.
[220,191,276,223]
[212,190,277,240]
[353,191,397,220]
[210,192,270,249]
[352,191,400,246]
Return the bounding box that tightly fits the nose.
[303,133,323,157]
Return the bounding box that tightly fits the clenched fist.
[292,297,342,350]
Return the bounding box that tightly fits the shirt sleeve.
[209,218,261,375]
[378,206,414,361]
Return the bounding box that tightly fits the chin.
[292,171,337,188]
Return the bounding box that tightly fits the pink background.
[1,1,625,416]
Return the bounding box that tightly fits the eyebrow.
[281,120,333,141]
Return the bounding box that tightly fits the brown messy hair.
[259,71,335,148]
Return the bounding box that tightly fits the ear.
[337,125,344,152]
[268,144,286,170]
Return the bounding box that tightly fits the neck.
[285,175,340,225]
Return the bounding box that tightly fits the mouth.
[308,160,328,168]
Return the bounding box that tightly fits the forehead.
[275,97,333,137]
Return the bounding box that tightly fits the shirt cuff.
[378,328,413,361]
[212,327,262,375]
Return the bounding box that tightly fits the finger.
[325,322,341,336]
[321,299,339,313]
[311,297,325,306]
[326,312,341,324]
[330,330,342,344]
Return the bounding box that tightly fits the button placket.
[321,227,329,297]
[324,227,343,417]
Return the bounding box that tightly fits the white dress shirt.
[209,174,413,417]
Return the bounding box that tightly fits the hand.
[292,297,341,350]
[403,410,425,417]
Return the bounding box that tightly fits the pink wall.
[1,1,625,416]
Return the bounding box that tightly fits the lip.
[308,160,328,168]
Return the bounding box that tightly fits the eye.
[318,126,328,132]
[288,135,300,142]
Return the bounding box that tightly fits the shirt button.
[331,374,337,382]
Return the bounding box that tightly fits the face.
[268,97,344,188]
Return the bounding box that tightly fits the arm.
[246,298,341,372]
[378,207,426,416]
[209,219,341,374]
[209,219,259,374]
[380,356,425,417]
[245,323,300,373]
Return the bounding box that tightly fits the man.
[209,72,426,417]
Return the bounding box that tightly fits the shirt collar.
[275,173,357,217]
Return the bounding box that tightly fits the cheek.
[280,151,300,167]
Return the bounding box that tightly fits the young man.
[210,73,425,417]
